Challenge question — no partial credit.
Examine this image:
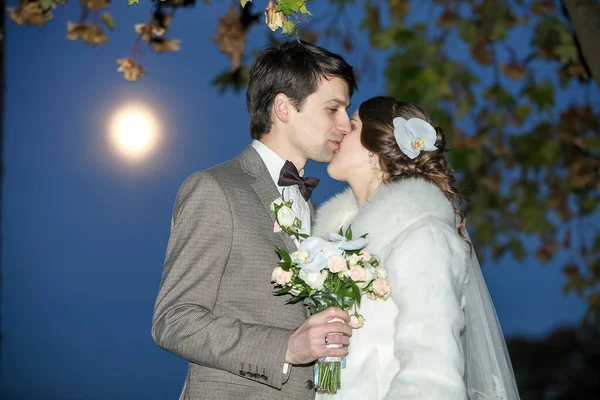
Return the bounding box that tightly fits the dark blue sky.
[1,1,591,399]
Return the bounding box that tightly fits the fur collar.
[314,178,457,250]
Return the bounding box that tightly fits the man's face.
[288,77,352,163]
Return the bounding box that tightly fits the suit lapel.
[308,200,316,231]
[239,146,299,254]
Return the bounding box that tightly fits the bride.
[313,96,520,399]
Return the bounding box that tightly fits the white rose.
[276,205,296,228]
[355,264,377,289]
[270,197,284,212]
[346,253,361,266]
[298,269,328,291]
[291,251,309,264]
[376,267,387,280]
[271,266,292,286]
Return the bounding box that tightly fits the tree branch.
[563,0,600,88]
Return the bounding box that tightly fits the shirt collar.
[251,140,304,186]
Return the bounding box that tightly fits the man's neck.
[259,135,307,173]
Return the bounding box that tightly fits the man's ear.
[273,93,292,123]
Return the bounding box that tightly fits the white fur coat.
[314,178,470,400]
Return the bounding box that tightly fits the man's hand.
[285,307,352,365]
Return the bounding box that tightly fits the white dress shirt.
[252,140,313,376]
[251,140,312,237]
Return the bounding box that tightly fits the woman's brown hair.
[358,96,470,248]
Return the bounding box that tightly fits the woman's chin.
[326,164,346,182]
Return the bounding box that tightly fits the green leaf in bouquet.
[274,286,293,295]
[287,295,307,305]
[276,247,292,264]
[351,283,361,306]
[338,227,344,236]
[337,286,348,306]
[278,261,292,271]
[345,225,353,240]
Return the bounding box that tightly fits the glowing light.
[110,106,158,159]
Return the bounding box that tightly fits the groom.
[152,40,357,400]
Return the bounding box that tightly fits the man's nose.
[338,116,351,135]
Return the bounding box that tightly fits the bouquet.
[271,226,392,394]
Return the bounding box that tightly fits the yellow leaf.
[127,0,139,5]
[101,12,114,30]
[240,0,251,8]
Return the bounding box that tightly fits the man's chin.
[310,151,335,163]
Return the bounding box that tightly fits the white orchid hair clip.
[393,117,438,159]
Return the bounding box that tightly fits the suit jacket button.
[306,380,314,390]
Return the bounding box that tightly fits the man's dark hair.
[246,40,357,140]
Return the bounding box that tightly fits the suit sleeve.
[151,172,292,389]
[383,219,468,400]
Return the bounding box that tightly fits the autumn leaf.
[117,57,145,81]
[563,263,580,278]
[240,0,252,8]
[127,0,139,5]
[470,41,493,66]
[8,2,53,27]
[501,62,526,80]
[388,0,410,16]
[150,38,181,53]
[536,240,560,263]
[265,0,286,32]
[38,0,53,12]
[436,8,459,29]
[531,0,555,15]
[101,12,115,30]
[212,6,247,69]
[510,105,531,127]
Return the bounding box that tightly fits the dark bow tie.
[277,160,320,201]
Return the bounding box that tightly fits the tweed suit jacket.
[152,145,316,400]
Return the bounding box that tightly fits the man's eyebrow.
[325,98,351,108]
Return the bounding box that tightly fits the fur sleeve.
[313,188,357,238]
[383,217,469,400]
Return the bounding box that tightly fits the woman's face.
[327,110,373,182]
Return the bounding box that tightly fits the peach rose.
[373,278,391,300]
[327,254,347,273]
[271,266,292,286]
[349,314,365,329]
[359,249,372,260]
[348,265,366,282]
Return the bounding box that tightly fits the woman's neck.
[348,174,384,205]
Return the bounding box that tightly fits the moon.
[110,107,158,159]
